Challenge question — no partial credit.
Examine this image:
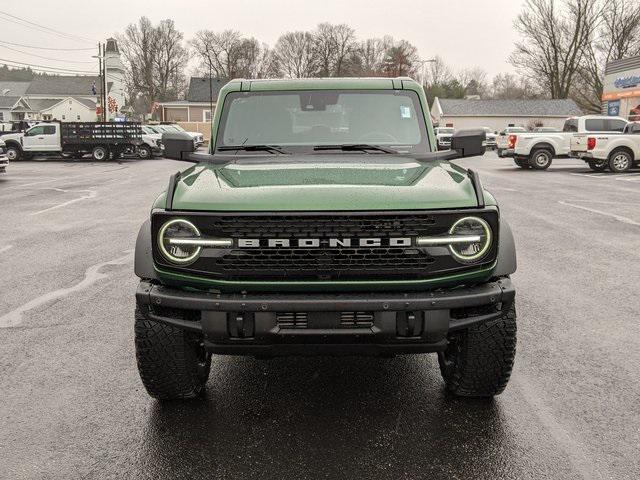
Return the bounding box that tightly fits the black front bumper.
[136,278,515,356]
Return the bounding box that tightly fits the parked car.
[134,77,518,401]
[156,123,204,148]
[509,115,628,170]
[482,127,497,149]
[496,127,526,157]
[2,122,143,161]
[433,126,455,150]
[570,121,640,173]
[140,125,164,158]
[0,139,7,173]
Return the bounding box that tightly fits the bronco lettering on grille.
[237,238,413,248]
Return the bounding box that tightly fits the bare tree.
[457,67,489,96]
[190,30,264,79]
[355,37,393,76]
[424,55,452,86]
[490,73,543,99]
[273,31,317,78]
[510,0,599,98]
[118,17,189,112]
[381,39,420,77]
[573,0,640,112]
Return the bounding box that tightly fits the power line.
[0,44,95,63]
[0,11,96,44]
[0,58,97,75]
[0,40,94,51]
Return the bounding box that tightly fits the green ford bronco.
[134,78,517,400]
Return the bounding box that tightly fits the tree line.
[117,0,640,115]
[511,0,640,112]
[117,19,547,114]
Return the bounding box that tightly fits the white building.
[0,38,126,122]
[431,98,583,132]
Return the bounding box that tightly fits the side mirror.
[450,129,486,158]
[162,131,196,160]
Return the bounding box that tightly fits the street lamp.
[417,58,437,87]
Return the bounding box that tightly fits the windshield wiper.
[217,144,288,154]
[313,144,399,154]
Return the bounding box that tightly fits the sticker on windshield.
[400,106,412,119]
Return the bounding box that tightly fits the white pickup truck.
[3,121,144,161]
[434,126,455,150]
[570,122,640,173]
[496,127,526,157]
[509,115,628,170]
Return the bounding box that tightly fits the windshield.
[216,89,429,153]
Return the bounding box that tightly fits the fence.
[177,122,211,144]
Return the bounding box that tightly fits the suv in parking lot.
[134,78,518,401]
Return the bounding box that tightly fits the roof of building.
[24,98,64,111]
[434,98,583,117]
[187,77,228,102]
[25,75,103,96]
[0,81,31,97]
[0,95,22,108]
[73,96,97,108]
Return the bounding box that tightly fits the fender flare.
[494,219,517,276]
[134,219,159,280]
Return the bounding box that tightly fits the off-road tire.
[92,146,108,161]
[438,301,517,397]
[514,158,530,169]
[529,148,553,170]
[134,306,212,400]
[587,159,607,172]
[608,149,632,173]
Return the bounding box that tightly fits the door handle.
[37,136,44,139]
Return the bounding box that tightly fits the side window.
[26,126,44,136]
[606,119,627,132]
[43,126,56,135]
[563,119,578,132]
[585,119,606,131]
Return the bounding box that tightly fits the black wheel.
[587,159,607,172]
[514,159,530,169]
[438,301,517,397]
[497,149,504,158]
[135,306,211,400]
[92,146,108,161]
[138,145,152,159]
[6,146,21,161]
[529,148,553,170]
[608,149,632,173]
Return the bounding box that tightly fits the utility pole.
[103,42,108,122]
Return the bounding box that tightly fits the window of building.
[77,115,81,120]
[0,112,4,121]
[203,110,212,122]
[62,115,66,120]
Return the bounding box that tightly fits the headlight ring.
[158,218,202,264]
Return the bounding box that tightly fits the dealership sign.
[614,75,640,89]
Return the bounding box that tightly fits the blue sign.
[607,100,620,116]
[614,75,640,89]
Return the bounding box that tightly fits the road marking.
[30,188,97,215]
[0,251,133,328]
[559,200,640,226]
[0,245,13,254]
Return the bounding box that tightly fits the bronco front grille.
[152,210,499,282]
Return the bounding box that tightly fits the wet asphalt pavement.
[1,152,639,479]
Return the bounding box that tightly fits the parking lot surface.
[1,153,639,480]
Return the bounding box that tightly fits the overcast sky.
[0,0,525,79]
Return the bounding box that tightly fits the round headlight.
[448,216,492,263]
[158,219,201,264]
